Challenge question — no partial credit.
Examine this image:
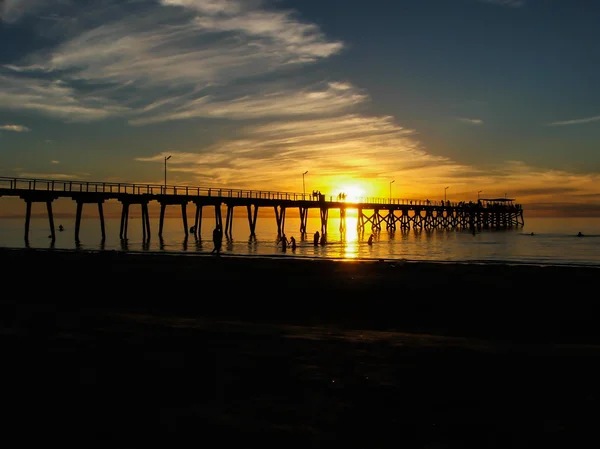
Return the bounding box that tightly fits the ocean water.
[1,213,599,266]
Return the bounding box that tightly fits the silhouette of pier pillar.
[158,200,189,238]
[181,203,188,237]
[159,203,166,237]
[118,199,150,240]
[21,193,59,243]
[299,206,308,235]
[119,202,130,239]
[386,209,396,231]
[98,202,106,240]
[224,204,234,239]
[357,208,364,232]
[193,203,203,239]
[46,200,55,240]
[247,204,259,238]
[142,202,151,241]
[24,200,32,242]
[75,201,83,242]
[400,211,410,230]
[214,204,223,229]
[319,207,328,235]
[274,205,286,236]
[372,209,382,232]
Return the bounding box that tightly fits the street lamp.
[389,180,395,202]
[164,155,171,190]
[444,186,449,201]
[302,170,308,198]
[478,190,482,200]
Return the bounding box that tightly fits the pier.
[0,176,524,244]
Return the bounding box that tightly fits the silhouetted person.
[212,225,222,254]
[313,231,320,246]
[58,224,64,232]
[367,234,373,245]
[280,233,289,251]
[290,236,297,250]
[577,232,584,237]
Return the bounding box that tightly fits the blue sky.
[1,0,599,215]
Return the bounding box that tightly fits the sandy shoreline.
[3,246,599,342]
[4,246,600,447]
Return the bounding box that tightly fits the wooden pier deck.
[0,176,524,244]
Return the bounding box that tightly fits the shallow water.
[1,214,599,266]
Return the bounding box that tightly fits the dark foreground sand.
[2,248,600,447]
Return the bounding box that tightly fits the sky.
[1,0,600,217]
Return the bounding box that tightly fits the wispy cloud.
[457,117,483,125]
[51,160,60,164]
[0,71,129,122]
[476,0,524,7]
[135,125,600,206]
[136,113,474,196]
[18,172,88,180]
[0,124,30,132]
[0,0,47,23]
[3,0,346,124]
[130,82,367,125]
[547,115,600,126]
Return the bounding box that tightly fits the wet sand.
[2,248,600,447]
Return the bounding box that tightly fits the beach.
[3,248,600,447]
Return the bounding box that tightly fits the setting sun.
[338,185,365,203]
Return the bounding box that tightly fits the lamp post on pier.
[302,170,308,199]
[444,186,449,202]
[164,155,171,193]
[389,180,395,202]
[478,190,482,200]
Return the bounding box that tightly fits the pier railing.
[0,176,317,201]
[1,176,501,208]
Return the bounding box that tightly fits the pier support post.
[119,202,130,239]
[386,209,396,231]
[75,200,83,242]
[144,202,151,240]
[274,206,286,236]
[46,200,55,240]
[24,200,32,242]
[357,208,364,232]
[247,204,258,238]
[299,207,308,235]
[98,202,106,240]
[193,204,202,239]
[400,212,410,230]
[339,208,346,232]
[141,202,149,241]
[214,204,222,229]
[320,207,328,235]
[181,203,188,237]
[158,203,166,237]
[225,204,234,239]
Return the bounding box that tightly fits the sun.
[337,185,365,203]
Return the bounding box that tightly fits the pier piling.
[46,200,55,240]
